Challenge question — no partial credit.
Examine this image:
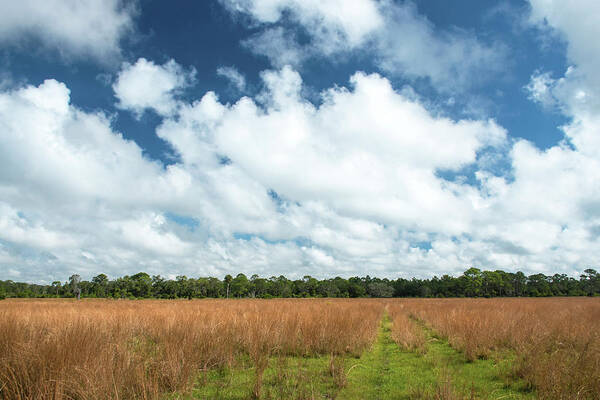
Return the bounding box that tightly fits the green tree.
[527,273,551,297]
[91,274,108,297]
[367,281,394,298]
[51,281,62,297]
[231,273,250,298]
[482,270,503,297]
[512,271,527,296]
[250,275,268,298]
[131,272,153,298]
[224,274,233,298]
[580,268,599,296]
[462,268,483,297]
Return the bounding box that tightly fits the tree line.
[0,268,598,300]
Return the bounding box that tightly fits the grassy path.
[416,321,534,400]
[338,313,437,399]
[339,313,534,400]
[184,355,344,399]
[181,312,534,399]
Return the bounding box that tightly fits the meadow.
[0,298,598,399]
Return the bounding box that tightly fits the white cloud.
[524,2,600,161]
[529,0,600,101]
[3,52,600,282]
[221,0,504,91]
[113,58,196,118]
[0,203,79,250]
[0,0,136,61]
[209,67,506,235]
[220,0,383,49]
[217,66,247,92]
[525,70,558,109]
[527,1,600,120]
[374,2,506,92]
[243,27,307,68]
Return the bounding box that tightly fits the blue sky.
[0,0,599,282]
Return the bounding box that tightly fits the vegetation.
[403,297,600,399]
[1,298,599,399]
[1,268,599,299]
[0,299,382,399]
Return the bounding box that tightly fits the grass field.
[1,298,598,399]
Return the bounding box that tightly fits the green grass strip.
[339,313,535,400]
[184,355,348,399]
[177,313,535,399]
[416,321,535,400]
[338,313,439,399]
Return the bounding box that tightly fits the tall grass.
[0,298,383,400]
[386,303,426,352]
[3,297,597,399]
[401,297,600,400]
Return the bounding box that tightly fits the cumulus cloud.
[208,67,506,234]
[217,66,247,92]
[3,43,600,282]
[374,2,506,92]
[525,70,558,109]
[152,63,600,278]
[464,0,600,273]
[221,0,504,91]
[527,0,600,120]
[529,0,600,103]
[0,0,136,61]
[525,2,600,152]
[0,79,203,281]
[242,27,308,68]
[220,0,383,50]
[113,58,196,117]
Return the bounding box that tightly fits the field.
[0,298,599,400]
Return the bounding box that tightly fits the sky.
[0,0,599,283]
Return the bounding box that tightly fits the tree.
[91,274,108,297]
[348,277,366,298]
[224,274,232,298]
[270,275,292,297]
[550,273,570,296]
[318,279,341,297]
[367,282,394,298]
[51,281,62,297]
[527,273,551,297]
[303,276,319,297]
[482,270,503,297]
[580,268,599,296]
[69,274,81,300]
[130,272,153,298]
[231,274,250,298]
[462,268,483,297]
[251,275,268,298]
[512,271,527,297]
[152,275,166,298]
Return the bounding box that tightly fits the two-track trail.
[338,310,534,400]
[338,312,438,399]
[186,307,535,399]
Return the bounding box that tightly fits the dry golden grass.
[386,302,426,352]
[0,298,383,400]
[399,297,600,400]
[2,297,598,400]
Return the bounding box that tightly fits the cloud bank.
[221,0,505,91]
[2,54,599,282]
[0,0,136,61]
[1,1,599,283]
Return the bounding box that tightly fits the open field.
[1,298,599,399]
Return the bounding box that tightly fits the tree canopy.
[1,268,598,299]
